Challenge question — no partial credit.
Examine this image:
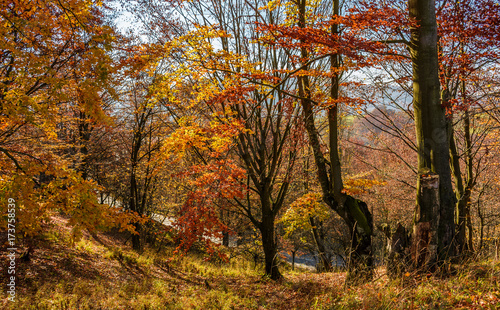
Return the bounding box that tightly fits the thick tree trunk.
[259,209,281,280]
[409,0,456,268]
[342,196,373,282]
[411,173,440,269]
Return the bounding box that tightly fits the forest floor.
[1,215,500,309]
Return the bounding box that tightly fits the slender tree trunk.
[450,99,475,258]
[467,214,473,253]
[130,125,143,252]
[409,0,456,269]
[130,169,143,252]
[478,188,485,252]
[463,108,474,254]
[450,125,467,254]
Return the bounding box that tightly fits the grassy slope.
[1,216,500,309]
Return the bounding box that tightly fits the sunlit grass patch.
[75,237,98,254]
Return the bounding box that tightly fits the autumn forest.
[1,0,500,308]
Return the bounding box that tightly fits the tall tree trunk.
[329,0,372,281]
[463,108,474,254]
[449,90,475,257]
[409,0,456,269]
[296,0,373,283]
[450,126,467,254]
[130,124,143,252]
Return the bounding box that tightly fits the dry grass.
[1,216,499,309]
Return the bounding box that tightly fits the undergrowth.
[1,216,499,309]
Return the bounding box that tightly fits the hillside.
[1,216,500,309]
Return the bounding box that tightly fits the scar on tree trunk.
[411,173,440,272]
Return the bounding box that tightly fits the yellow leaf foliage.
[279,192,330,236]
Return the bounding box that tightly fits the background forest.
[1,0,500,308]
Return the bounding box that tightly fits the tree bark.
[463,108,474,254]
[450,125,467,254]
[129,106,147,252]
[409,0,456,268]
[130,167,143,252]
[449,100,475,257]
[411,173,440,269]
[259,203,281,280]
[132,222,142,252]
[341,197,373,282]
